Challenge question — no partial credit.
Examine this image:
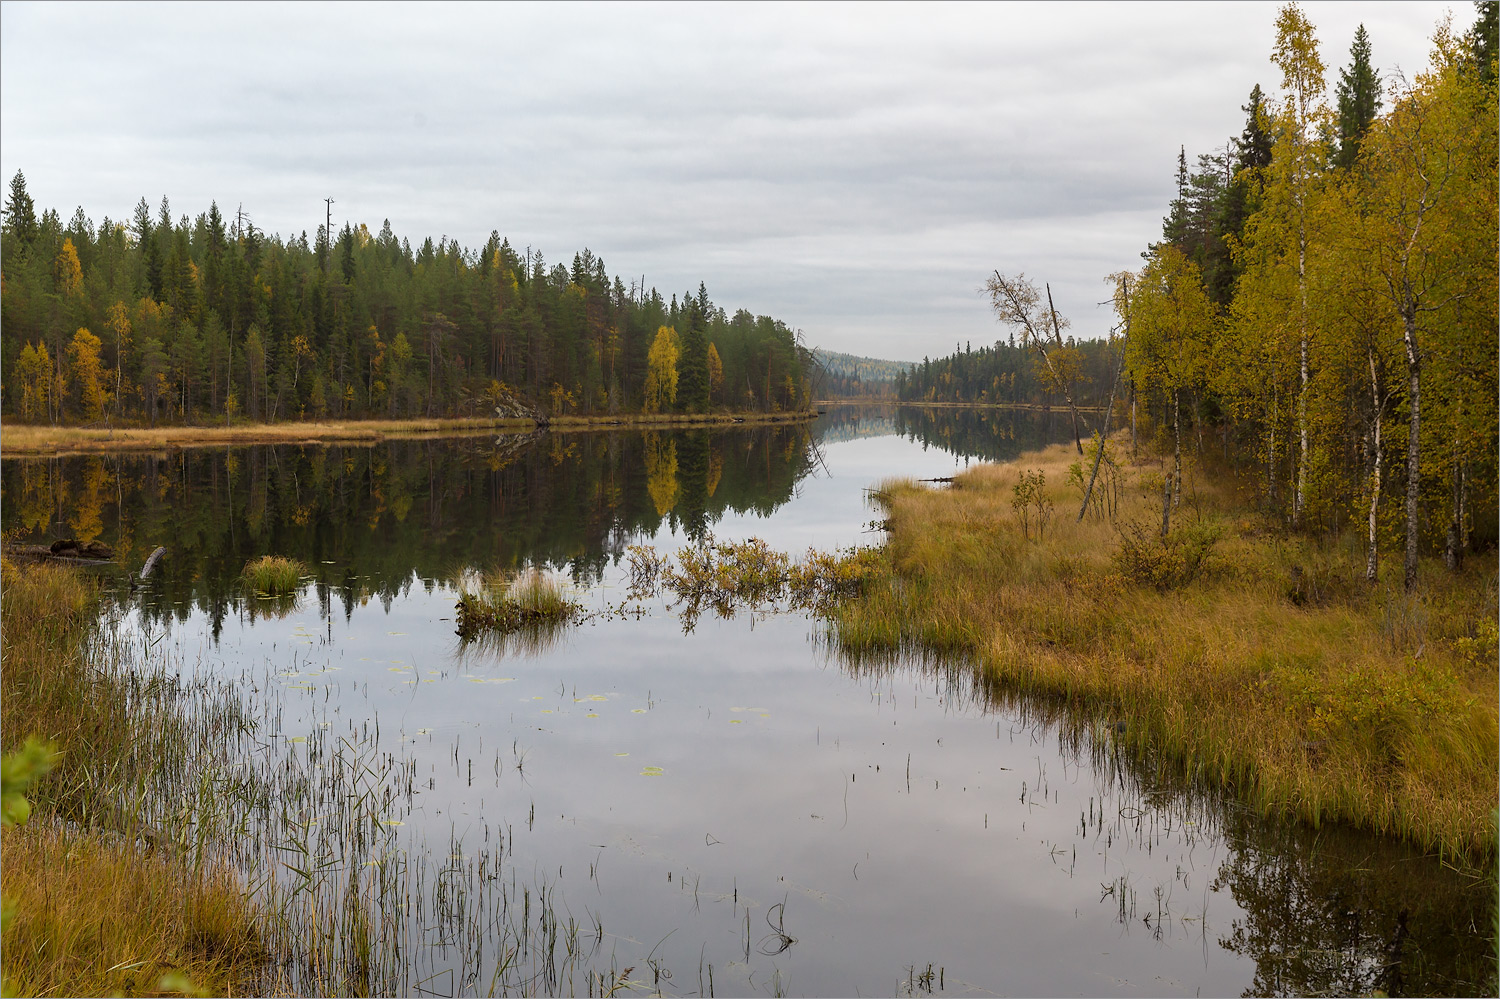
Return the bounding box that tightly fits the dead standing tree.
[985,272,1088,454]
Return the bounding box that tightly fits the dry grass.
[242,555,306,597]
[835,437,1499,862]
[0,410,814,455]
[1,562,266,996]
[3,820,266,998]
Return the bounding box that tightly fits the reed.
[833,438,1499,862]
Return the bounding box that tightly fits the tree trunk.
[1295,333,1308,528]
[1444,458,1464,571]
[1078,325,1129,522]
[1402,308,1421,593]
[1366,349,1383,583]
[1044,283,1086,455]
[1172,388,1182,510]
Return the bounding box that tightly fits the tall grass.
[2,559,667,996]
[0,562,266,995]
[834,438,1499,862]
[243,555,306,597]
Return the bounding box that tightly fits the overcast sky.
[0,2,1473,361]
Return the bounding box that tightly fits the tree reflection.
[1212,809,1494,997]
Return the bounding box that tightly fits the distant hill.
[811,349,915,386]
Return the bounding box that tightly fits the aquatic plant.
[242,555,306,597]
[455,568,582,640]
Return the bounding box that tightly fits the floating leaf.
[639,766,665,777]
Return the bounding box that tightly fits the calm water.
[3,406,1490,997]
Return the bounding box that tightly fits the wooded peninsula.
[1,185,816,428]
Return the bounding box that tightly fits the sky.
[0,1,1475,362]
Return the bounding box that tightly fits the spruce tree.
[1334,25,1382,170]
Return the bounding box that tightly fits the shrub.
[1112,520,1221,590]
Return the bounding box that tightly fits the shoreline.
[0,410,817,457]
[833,436,1498,862]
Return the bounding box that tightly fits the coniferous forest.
[911,9,1498,578]
[0,189,813,425]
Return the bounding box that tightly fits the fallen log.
[130,546,168,590]
[138,546,167,581]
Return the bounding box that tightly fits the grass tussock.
[3,820,266,998]
[455,568,582,640]
[242,555,305,597]
[1,561,266,996]
[836,437,1499,862]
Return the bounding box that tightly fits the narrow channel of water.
[3,407,1490,997]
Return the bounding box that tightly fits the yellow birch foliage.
[643,325,680,413]
[66,328,107,422]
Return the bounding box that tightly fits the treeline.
[1,190,814,425]
[812,349,912,399]
[894,338,1116,408]
[1116,4,1497,589]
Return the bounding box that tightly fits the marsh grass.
[243,555,306,597]
[0,563,267,996]
[455,568,582,640]
[2,819,267,998]
[2,561,672,996]
[624,535,882,632]
[835,438,1499,862]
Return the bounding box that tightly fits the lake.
[2,406,1490,997]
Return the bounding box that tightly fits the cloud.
[1,1,1470,360]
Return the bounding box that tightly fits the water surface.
[3,406,1489,997]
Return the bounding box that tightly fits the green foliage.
[1,739,56,828]
[0,184,814,426]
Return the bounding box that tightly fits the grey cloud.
[1,1,1470,359]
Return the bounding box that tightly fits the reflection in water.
[3,407,1493,996]
[832,637,1496,998]
[2,423,820,630]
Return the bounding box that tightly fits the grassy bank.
[0,409,816,456]
[833,438,1498,862]
[0,560,266,996]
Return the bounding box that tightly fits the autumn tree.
[1127,246,1215,531]
[1268,2,1328,528]
[644,325,680,413]
[65,327,108,422]
[984,272,1088,453]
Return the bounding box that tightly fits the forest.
[894,336,1116,408]
[941,6,1498,588]
[0,190,814,425]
